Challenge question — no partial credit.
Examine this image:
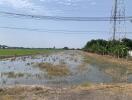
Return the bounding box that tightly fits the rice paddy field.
[0,49,56,57]
[0,49,132,100]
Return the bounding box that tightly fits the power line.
[0,26,132,34]
[0,11,132,21]
[0,26,108,33]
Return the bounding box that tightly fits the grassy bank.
[0,49,59,58]
[84,52,132,71]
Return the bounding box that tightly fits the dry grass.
[0,95,14,100]
[37,63,70,76]
[84,52,132,69]
[73,83,132,94]
[0,84,132,100]
[0,86,54,100]
[76,63,88,72]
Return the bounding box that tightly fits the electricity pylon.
[111,0,126,40]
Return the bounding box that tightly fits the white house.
[128,51,132,57]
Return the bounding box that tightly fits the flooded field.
[0,50,132,87]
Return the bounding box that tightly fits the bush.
[83,38,131,58]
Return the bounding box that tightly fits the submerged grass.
[80,82,92,87]
[1,72,25,78]
[83,52,132,82]
[37,63,70,76]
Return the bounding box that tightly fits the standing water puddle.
[0,50,132,86]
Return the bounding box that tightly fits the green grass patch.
[81,82,92,87]
[0,49,59,57]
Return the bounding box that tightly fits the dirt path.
[0,84,132,100]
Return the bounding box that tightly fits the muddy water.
[0,50,132,86]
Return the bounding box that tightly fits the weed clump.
[1,72,24,78]
[38,63,70,76]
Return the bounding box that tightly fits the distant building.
[53,46,56,49]
[63,47,69,50]
[128,51,132,57]
[0,45,8,49]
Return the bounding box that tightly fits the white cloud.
[39,0,97,6]
[0,0,34,9]
[39,0,80,5]
[0,0,97,15]
[90,2,97,5]
[88,0,97,5]
[0,0,50,15]
[0,0,97,10]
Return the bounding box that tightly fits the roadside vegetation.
[83,38,132,58]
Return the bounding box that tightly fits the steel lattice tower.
[111,0,126,40]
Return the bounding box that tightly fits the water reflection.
[0,50,132,86]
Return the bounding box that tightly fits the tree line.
[83,38,132,58]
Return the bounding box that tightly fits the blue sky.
[0,0,132,48]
